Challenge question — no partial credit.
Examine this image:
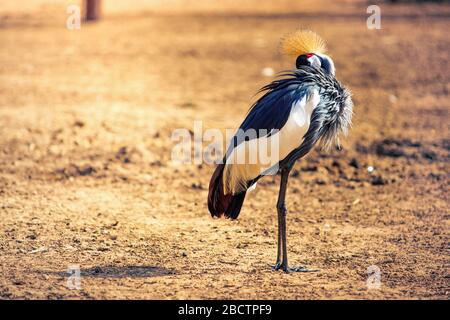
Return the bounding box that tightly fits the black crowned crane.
[208,30,353,273]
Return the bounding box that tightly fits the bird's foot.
[270,262,319,272]
[284,265,320,273]
[271,261,283,270]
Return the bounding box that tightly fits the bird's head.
[295,53,335,76]
[281,30,335,76]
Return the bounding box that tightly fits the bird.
[207,30,353,273]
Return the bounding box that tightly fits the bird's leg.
[272,203,283,270]
[271,167,290,270]
[275,166,320,273]
[277,167,290,272]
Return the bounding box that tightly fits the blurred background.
[0,0,448,299]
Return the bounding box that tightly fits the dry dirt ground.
[0,1,449,299]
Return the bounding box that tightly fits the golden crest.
[281,30,327,57]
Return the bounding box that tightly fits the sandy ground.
[0,1,449,299]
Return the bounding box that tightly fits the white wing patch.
[291,96,307,126]
[287,89,320,128]
[223,89,321,195]
[276,88,320,165]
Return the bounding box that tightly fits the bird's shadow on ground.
[39,265,176,279]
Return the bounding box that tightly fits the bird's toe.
[271,262,283,270]
[287,266,320,273]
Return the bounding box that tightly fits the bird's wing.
[226,81,314,158]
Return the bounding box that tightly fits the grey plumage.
[271,66,353,168]
[243,65,353,172]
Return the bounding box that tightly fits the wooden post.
[85,0,101,21]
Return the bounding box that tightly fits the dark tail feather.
[208,164,231,217]
[224,191,246,219]
[208,164,247,219]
